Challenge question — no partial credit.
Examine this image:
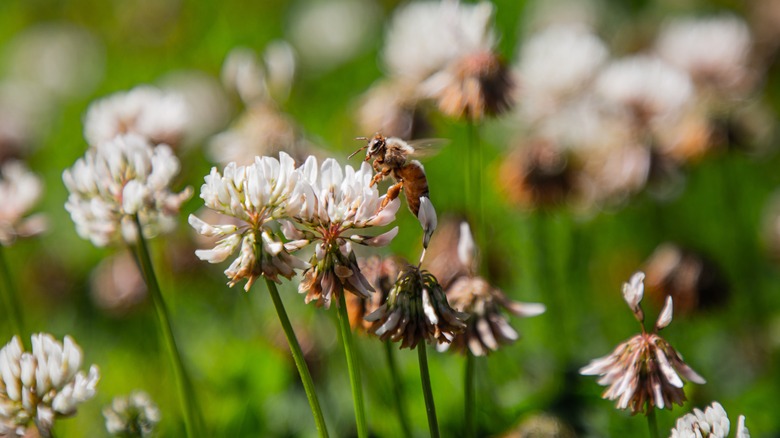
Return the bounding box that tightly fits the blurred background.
[2,0,780,436]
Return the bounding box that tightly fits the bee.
[349,133,441,251]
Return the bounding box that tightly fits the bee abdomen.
[397,160,429,216]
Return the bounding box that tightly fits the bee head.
[367,134,386,157]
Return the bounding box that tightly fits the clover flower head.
[290,156,401,308]
[670,402,750,438]
[595,55,694,127]
[580,271,705,414]
[0,160,47,246]
[189,152,308,290]
[0,334,99,437]
[383,0,497,81]
[103,391,160,437]
[84,85,189,148]
[656,15,752,94]
[63,133,192,247]
[365,266,467,349]
[517,25,608,120]
[437,221,545,355]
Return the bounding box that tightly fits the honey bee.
[349,133,442,249]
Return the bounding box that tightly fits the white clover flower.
[656,15,752,93]
[63,133,192,247]
[0,160,47,246]
[517,25,608,120]
[580,272,705,414]
[670,402,751,438]
[383,0,497,81]
[289,156,400,308]
[84,85,189,148]
[0,334,99,437]
[189,152,308,290]
[103,391,160,437]
[595,55,694,127]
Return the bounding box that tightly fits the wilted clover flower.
[0,160,47,246]
[288,156,401,308]
[63,134,192,247]
[437,222,545,355]
[103,391,160,437]
[670,402,750,438]
[0,334,99,437]
[580,272,706,415]
[84,85,189,148]
[189,152,308,290]
[347,255,404,331]
[366,266,466,349]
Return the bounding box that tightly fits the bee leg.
[369,172,384,188]
[381,181,404,209]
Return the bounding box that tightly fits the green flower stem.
[132,215,200,438]
[0,245,24,336]
[384,340,412,437]
[647,409,659,438]
[264,278,329,437]
[464,352,476,438]
[336,297,368,438]
[417,343,440,438]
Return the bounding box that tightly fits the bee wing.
[404,138,449,158]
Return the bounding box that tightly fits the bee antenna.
[348,145,367,160]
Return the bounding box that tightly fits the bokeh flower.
[0,160,47,246]
[103,391,160,437]
[365,266,467,349]
[0,334,99,437]
[289,156,401,308]
[84,85,189,148]
[670,402,750,438]
[63,134,192,247]
[189,152,308,290]
[580,272,706,414]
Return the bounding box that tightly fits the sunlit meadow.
[1,0,779,436]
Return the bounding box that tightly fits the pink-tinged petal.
[458,221,476,268]
[504,301,546,317]
[351,226,399,247]
[656,296,673,330]
[417,196,438,248]
[280,219,305,240]
[367,197,401,227]
[284,239,310,252]
[622,271,645,314]
[675,360,707,384]
[655,348,684,388]
[188,214,238,237]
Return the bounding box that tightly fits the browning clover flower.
[365,266,466,349]
[189,152,308,290]
[438,222,545,355]
[347,256,404,331]
[103,391,160,437]
[0,160,47,246]
[0,334,99,437]
[670,402,750,438]
[63,134,192,247]
[288,156,401,308]
[580,271,706,415]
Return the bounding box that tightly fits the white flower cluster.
[0,334,99,437]
[670,402,750,438]
[0,160,47,246]
[84,85,190,148]
[63,134,192,247]
[103,391,160,437]
[190,153,401,305]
